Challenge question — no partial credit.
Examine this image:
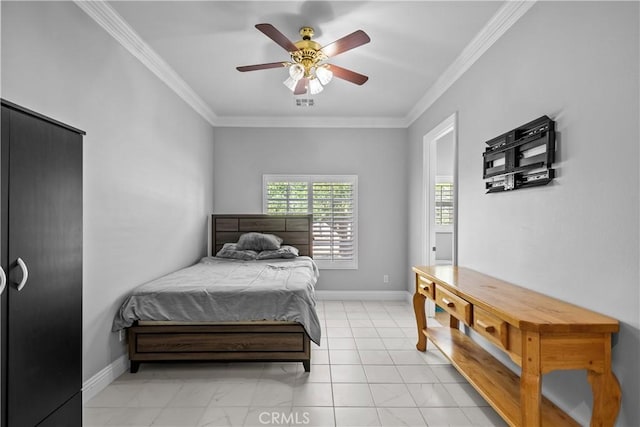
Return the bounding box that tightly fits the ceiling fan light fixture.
[288,63,305,80]
[283,76,299,92]
[308,78,324,95]
[315,65,333,85]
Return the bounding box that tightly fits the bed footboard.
[127,322,311,373]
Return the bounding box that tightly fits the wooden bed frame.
[127,214,315,373]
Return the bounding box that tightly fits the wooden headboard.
[211,214,313,257]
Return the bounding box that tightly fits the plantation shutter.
[263,175,358,269]
[265,181,309,214]
[312,181,356,264]
[435,182,454,226]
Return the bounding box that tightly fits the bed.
[113,214,320,373]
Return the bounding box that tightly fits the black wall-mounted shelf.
[482,115,555,193]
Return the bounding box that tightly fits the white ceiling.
[102,1,505,127]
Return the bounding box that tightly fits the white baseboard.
[82,354,128,404]
[316,290,412,302]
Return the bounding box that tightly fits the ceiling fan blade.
[294,78,308,95]
[236,62,287,72]
[255,23,299,53]
[327,64,369,85]
[321,30,370,57]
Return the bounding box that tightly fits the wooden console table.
[412,266,621,426]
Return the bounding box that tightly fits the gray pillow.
[236,232,283,251]
[256,245,299,260]
[215,243,258,260]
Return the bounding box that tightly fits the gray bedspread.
[112,256,321,345]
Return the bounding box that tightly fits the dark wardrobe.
[1,100,83,426]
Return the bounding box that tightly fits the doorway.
[422,113,457,266]
[422,113,457,315]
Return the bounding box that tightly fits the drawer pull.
[476,320,495,333]
[441,298,455,307]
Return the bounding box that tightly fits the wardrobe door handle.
[0,267,6,295]
[16,257,28,291]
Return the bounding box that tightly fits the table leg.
[521,331,542,426]
[587,367,621,426]
[413,288,427,352]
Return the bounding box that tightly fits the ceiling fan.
[236,23,370,95]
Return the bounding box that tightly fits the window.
[263,175,358,269]
[435,181,454,226]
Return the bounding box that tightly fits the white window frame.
[263,174,358,270]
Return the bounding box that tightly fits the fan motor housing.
[291,33,326,76]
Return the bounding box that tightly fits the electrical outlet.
[118,329,125,342]
[383,274,389,283]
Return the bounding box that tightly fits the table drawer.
[435,286,472,325]
[417,275,435,299]
[473,306,508,349]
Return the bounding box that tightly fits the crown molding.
[73,0,219,127]
[215,115,408,129]
[75,0,535,130]
[405,0,537,126]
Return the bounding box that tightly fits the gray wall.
[408,2,639,425]
[1,2,215,381]
[213,127,408,292]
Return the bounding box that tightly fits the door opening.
[422,113,458,315]
[432,134,454,266]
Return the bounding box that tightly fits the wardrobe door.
[6,108,82,426]
[37,393,82,427]
[0,105,9,427]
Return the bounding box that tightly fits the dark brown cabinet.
[1,100,83,426]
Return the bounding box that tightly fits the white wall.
[213,127,408,292]
[436,131,454,177]
[1,2,215,381]
[408,2,639,425]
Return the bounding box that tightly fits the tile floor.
[84,300,507,427]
